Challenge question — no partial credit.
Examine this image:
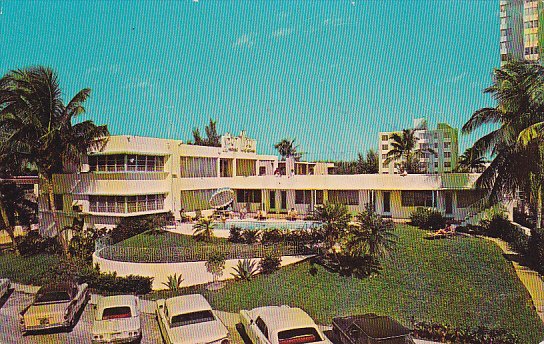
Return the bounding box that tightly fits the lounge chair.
[425,225,456,240]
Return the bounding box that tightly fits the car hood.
[92,317,141,335]
[24,302,67,318]
[169,320,228,344]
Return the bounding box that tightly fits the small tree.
[274,138,302,161]
[355,204,397,262]
[193,217,215,242]
[206,252,226,289]
[309,202,351,254]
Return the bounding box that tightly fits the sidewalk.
[486,237,544,322]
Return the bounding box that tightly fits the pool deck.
[166,219,315,238]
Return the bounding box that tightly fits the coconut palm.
[384,129,435,173]
[357,205,396,261]
[309,202,352,253]
[462,60,544,228]
[192,118,221,147]
[193,217,215,242]
[455,148,487,173]
[274,138,302,161]
[0,66,109,253]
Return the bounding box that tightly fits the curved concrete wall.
[93,251,311,290]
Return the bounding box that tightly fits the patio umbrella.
[209,187,235,209]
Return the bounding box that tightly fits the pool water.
[218,220,320,231]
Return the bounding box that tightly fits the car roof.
[165,294,212,317]
[37,282,76,294]
[96,295,138,312]
[334,314,411,339]
[251,306,317,333]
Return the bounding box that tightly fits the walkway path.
[486,237,544,323]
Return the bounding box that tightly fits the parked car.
[0,278,10,299]
[332,313,415,344]
[19,281,89,334]
[92,295,142,344]
[240,305,332,344]
[155,294,230,344]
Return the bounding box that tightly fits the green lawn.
[152,225,543,343]
[0,253,62,286]
[107,230,309,263]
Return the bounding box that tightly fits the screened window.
[315,190,324,205]
[90,154,164,172]
[295,190,312,204]
[180,157,217,178]
[180,189,215,211]
[401,191,434,207]
[236,189,262,203]
[89,194,165,213]
[328,190,358,205]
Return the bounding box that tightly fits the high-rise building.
[500,0,541,65]
[379,119,459,175]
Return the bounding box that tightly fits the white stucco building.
[40,132,485,235]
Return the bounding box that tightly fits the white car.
[156,294,230,344]
[92,295,142,344]
[0,278,10,299]
[240,305,332,344]
[20,281,89,333]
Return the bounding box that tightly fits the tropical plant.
[0,182,36,252]
[462,60,544,229]
[68,224,109,262]
[455,147,487,173]
[410,208,445,230]
[0,66,109,254]
[161,273,184,291]
[191,118,221,147]
[355,205,396,261]
[231,259,259,281]
[274,138,302,161]
[205,252,226,285]
[259,255,282,274]
[333,149,379,175]
[241,229,261,244]
[384,129,436,173]
[309,202,351,253]
[112,214,167,244]
[193,217,215,242]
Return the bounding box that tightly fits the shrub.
[259,255,281,274]
[68,227,110,262]
[241,229,261,244]
[228,226,244,243]
[261,228,285,244]
[413,321,520,344]
[231,259,259,281]
[111,214,168,244]
[481,214,529,255]
[206,252,226,283]
[77,267,153,294]
[15,231,62,256]
[410,208,445,230]
[528,228,544,274]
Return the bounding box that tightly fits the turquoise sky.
[0,0,498,160]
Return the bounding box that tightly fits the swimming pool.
[218,220,320,231]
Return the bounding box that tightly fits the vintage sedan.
[92,295,142,344]
[0,278,10,299]
[332,314,415,344]
[156,294,230,344]
[240,305,332,344]
[20,281,89,334]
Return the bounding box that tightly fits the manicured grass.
[0,253,62,286]
[107,230,309,263]
[155,225,543,343]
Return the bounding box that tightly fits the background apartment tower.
[379,118,459,175]
[500,0,541,65]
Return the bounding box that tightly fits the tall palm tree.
[462,60,544,229]
[193,217,215,242]
[455,148,487,173]
[384,129,435,173]
[0,66,109,252]
[355,205,396,261]
[192,118,221,147]
[274,138,301,161]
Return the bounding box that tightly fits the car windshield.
[35,291,71,304]
[278,327,322,344]
[102,306,132,320]
[170,310,215,328]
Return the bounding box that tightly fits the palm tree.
[0,66,109,253]
[462,60,544,228]
[193,217,215,241]
[455,148,487,173]
[191,118,221,147]
[356,205,396,261]
[0,182,36,253]
[274,138,301,161]
[309,202,352,253]
[384,129,435,173]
